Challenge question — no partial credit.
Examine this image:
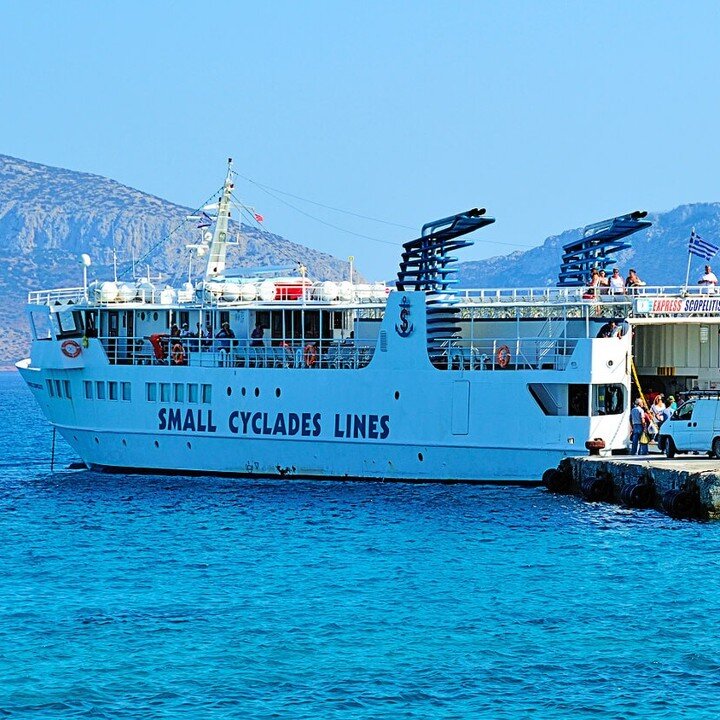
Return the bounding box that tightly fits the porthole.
[73,435,78,442]
[394,391,400,400]
[187,441,192,449]
[94,437,99,444]
[122,439,127,447]
[226,386,232,396]
[607,360,614,368]
[241,387,247,397]
[275,388,281,398]
[418,452,424,462]
[154,440,159,448]
[140,312,146,321]
[254,387,260,397]
[153,312,159,321]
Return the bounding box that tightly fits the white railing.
[28,287,85,305]
[431,336,578,372]
[97,334,376,370]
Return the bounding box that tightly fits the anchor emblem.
[395,296,414,338]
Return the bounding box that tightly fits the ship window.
[108,382,118,401]
[188,384,199,403]
[63,380,72,399]
[122,382,131,401]
[56,310,84,338]
[55,379,63,398]
[174,383,185,403]
[146,383,157,402]
[31,311,53,341]
[593,384,624,416]
[202,384,212,403]
[569,384,589,416]
[47,379,54,397]
[160,383,171,402]
[84,381,93,400]
[96,381,106,400]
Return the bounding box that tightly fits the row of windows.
[84,381,131,401]
[47,379,72,399]
[146,382,212,404]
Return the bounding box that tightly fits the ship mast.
[205,158,234,280]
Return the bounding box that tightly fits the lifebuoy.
[496,344,511,368]
[171,342,186,366]
[303,343,317,368]
[61,339,82,358]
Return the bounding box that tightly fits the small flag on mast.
[689,229,719,260]
[254,213,264,223]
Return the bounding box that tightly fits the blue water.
[3,372,720,718]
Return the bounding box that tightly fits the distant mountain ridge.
[456,203,720,288]
[0,154,352,363]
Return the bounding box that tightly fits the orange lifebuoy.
[171,342,186,366]
[61,339,82,358]
[496,344,511,368]
[303,343,317,368]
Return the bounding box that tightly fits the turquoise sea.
[2,371,720,718]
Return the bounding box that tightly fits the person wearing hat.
[180,322,191,339]
[250,322,265,347]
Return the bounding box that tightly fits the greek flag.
[689,230,719,260]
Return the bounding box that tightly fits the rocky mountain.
[457,203,720,288]
[0,154,352,364]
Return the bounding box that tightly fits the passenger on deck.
[625,269,646,290]
[598,270,609,293]
[180,323,191,339]
[699,265,718,286]
[608,268,625,294]
[250,323,265,347]
[596,321,618,338]
[215,322,235,366]
[170,323,180,338]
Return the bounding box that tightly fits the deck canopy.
[557,211,651,287]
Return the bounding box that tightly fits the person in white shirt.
[608,267,625,294]
[699,265,718,285]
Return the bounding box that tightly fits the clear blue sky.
[1,1,719,279]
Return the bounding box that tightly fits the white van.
[659,396,720,458]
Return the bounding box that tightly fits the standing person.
[699,265,718,286]
[652,394,666,426]
[250,323,265,347]
[625,268,646,290]
[598,270,609,294]
[666,395,677,412]
[609,268,625,295]
[630,398,646,455]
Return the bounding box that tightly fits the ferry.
[16,162,720,482]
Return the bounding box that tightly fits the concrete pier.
[546,455,720,519]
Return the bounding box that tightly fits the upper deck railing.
[28,283,720,312]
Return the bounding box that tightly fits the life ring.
[496,344,511,368]
[303,343,317,368]
[61,339,82,358]
[171,342,186,366]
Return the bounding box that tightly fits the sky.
[1,1,719,280]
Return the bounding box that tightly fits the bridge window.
[95,381,105,400]
[201,384,212,404]
[160,383,171,402]
[174,383,184,403]
[108,382,118,401]
[84,381,93,400]
[146,383,157,402]
[122,382,131,401]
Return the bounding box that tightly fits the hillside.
[0,155,351,363]
[457,203,720,288]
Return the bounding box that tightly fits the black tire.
[712,437,720,459]
[665,437,676,459]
